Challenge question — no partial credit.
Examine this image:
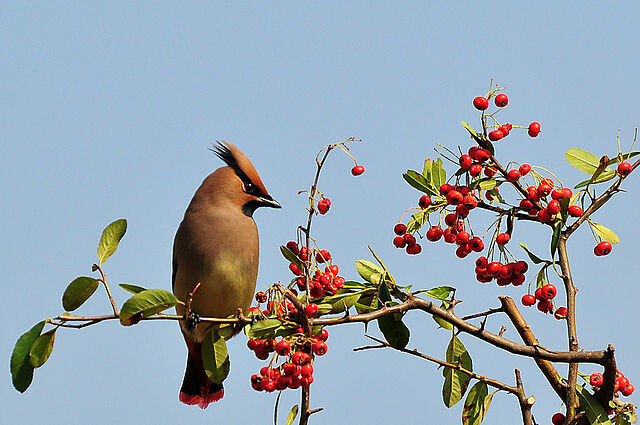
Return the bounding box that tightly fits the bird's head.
[202,141,281,217]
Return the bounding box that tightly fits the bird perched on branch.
[172,142,281,408]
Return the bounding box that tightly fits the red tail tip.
[179,389,224,409]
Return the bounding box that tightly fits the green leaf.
[550,222,562,256]
[403,170,438,196]
[576,385,612,425]
[536,267,547,288]
[202,329,230,384]
[431,158,447,190]
[356,260,384,283]
[611,151,640,164]
[486,188,506,204]
[424,286,456,301]
[433,301,454,330]
[97,218,127,264]
[560,196,571,223]
[285,405,299,425]
[119,283,147,294]
[406,206,439,233]
[29,329,56,368]
[519,243,546,264]
[462,381,494,425]
[442,336,473,407]
[377,304,410,349]
[565,148,609,174]
[245,318,285,339]
[280,245,303,269]
[461,121,479,138]
[574,170,617,189]
[589,221,620,244]
[469,178,500,191]
[62,277,100,311]
[10,321,45,392]
[119,289,180,326]
[319,290,362,314]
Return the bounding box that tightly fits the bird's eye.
[243,182,257,194]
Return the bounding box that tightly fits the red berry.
[289,263,303,276]
[568,205,583,217]
[316,328,329,341]
[292,351,310,365]
[487,261,502,276]
[426,226,443,242]
[513,260,529,275]
[528,122,541,137]
[317,198,331,214]
[541,283,557,299]
[394,223,407,235]
[286,241,299,255]
[312,340,328,356]
[594,241,612,256]
[261,378,276,392]
[446,190,464,205]
[316,249,331,263]
[275,340,291,355]
[484,166,497,177]
[621,383,635,396]
[496,232,510,246]
[473,96,489,110]
[298,246,308,261]
[476,149,491,162]
[551,412,566,425]
[393,236,405,248]
[443,228,456,244]
[469,236,484,252]
[475,256,488,268]
[534,287,544,300]
[537,299,554,313]
[522,294,536,306]
[455,231,471,245]
[462,195,478,209]
[459,154,473,169]
[456,204,470,218]
[305,303,319,317]
[507,170,521,182]
[618,161,632,177]
[589,372,604,387]
[326,264,339,276]
[440,183,453,195]
[403,233,416,246]
[546,200,561,215]
[554,306,568,320]
[519,164,531,175]
[445,213,457,227]
[498,125,510,137]
[282,362,298,376]
[406,243,422,255]
[519,199,534,210]
[351,165,365,176]
[469,163,483,177]
[418,195,432,209]
[494,93,509,107]
[488,130,504,141]
[300,363,314,378]
[512,274,525,286]
[537,209,552,223]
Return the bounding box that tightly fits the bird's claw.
[187,312,200,330]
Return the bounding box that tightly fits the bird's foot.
[187,311,200,330]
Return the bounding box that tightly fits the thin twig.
[361,335,518,394]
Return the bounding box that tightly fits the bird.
[172,142,281,408]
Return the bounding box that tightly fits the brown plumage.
[172,142,280,408]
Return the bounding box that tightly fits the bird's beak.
[258,196,282,209]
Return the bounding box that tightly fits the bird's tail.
[178,340,224,409]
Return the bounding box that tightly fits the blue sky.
[2,2,639,424]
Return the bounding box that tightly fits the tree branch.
[499,296,566,399]
[359,335,519,394]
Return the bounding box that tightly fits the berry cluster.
[590,369,635,397]
[474,256,528,286]
[248,328,329,393]
[520,283,567,319]
[472,93,540,139]
[286,241,346,299]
